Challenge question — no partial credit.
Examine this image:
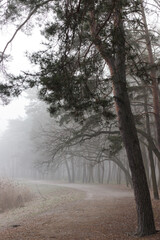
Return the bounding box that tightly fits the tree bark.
[125,160,131,188]
[89,1,156,236]
[112,45,156,236]
[111,3,155,235]
[158,161,160,188]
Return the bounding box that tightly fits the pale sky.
[0,94,29,134]
[1,26,43,74]
[0,26,43,135]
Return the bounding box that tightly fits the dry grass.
[0,179,34,212]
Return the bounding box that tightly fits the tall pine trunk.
[89,0,156,236]
[111,3,156,235]
[113,69,156,236]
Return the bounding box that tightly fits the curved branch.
[0,0,53,63]
[137,128,160,160]
[110,156,133,188]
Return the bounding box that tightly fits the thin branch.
[0,0,53,63]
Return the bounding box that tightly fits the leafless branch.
[0,0,54,63]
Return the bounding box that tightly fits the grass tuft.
[0,179,34,212]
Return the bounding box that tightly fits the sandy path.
[0,181,160,240]
[36,181,134,200]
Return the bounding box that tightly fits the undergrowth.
[0,179,34,212]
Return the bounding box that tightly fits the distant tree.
[0,89,51,179]
[141,1,160,149]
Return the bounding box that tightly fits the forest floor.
[0,181,160,240]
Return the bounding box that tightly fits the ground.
[0,181,160,240]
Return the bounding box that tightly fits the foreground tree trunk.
[111,3,156,236]
[158,161,160,188]
[112,70,155,236]
[89,1,156,236]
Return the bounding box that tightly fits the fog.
[0,89,131,186]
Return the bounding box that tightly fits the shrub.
[0,179,34,212]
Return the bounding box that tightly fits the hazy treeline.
[0,91,129,185]
[0,89,159,191]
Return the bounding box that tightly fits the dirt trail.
[37,181,134,200]
[0,181,160,240]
